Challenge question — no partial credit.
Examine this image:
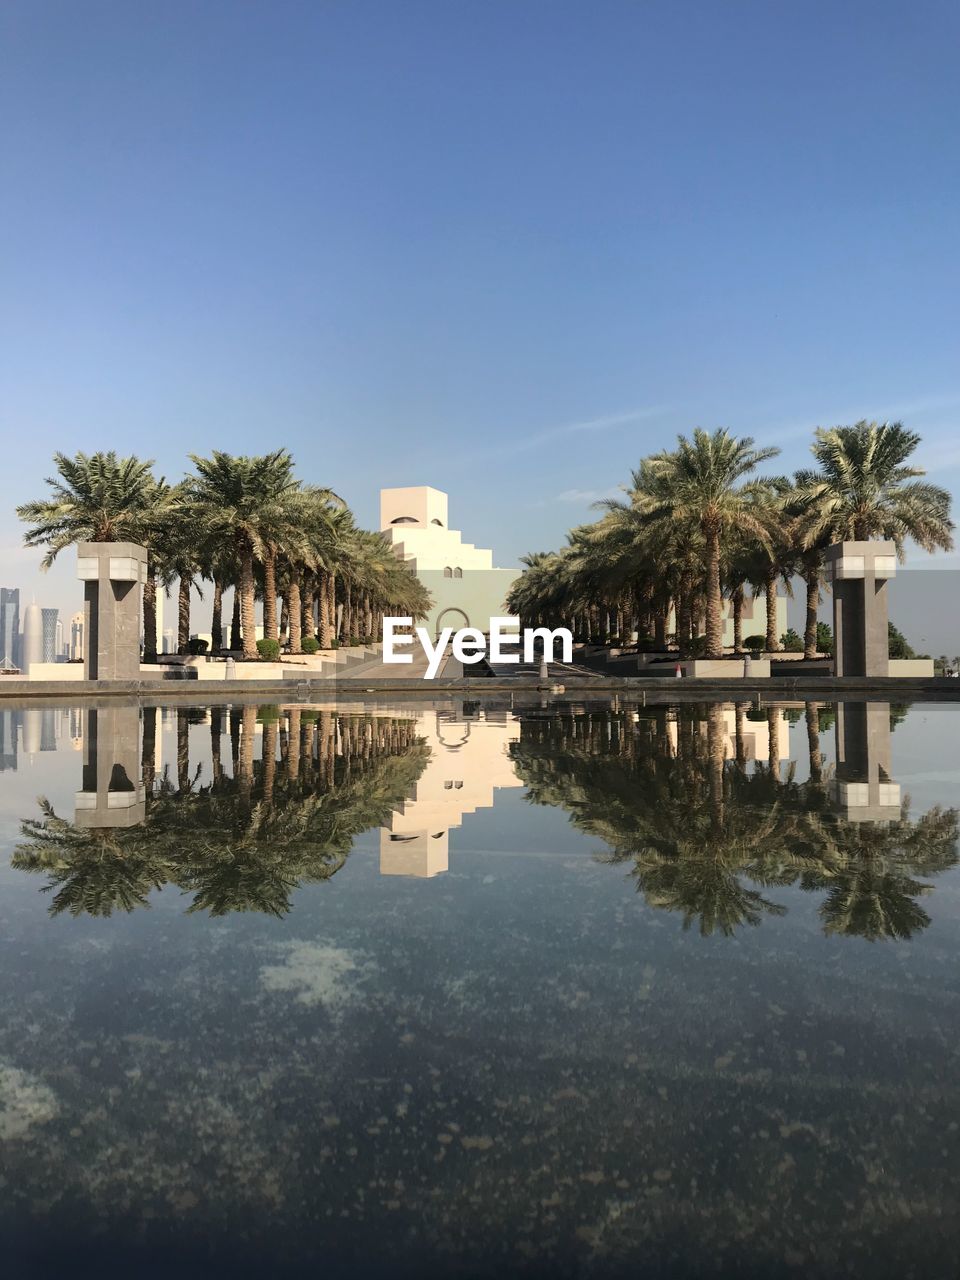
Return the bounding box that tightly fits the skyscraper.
[0,587,19,669]
[21,602,42,674]
[0,708,18,771]
[70,611,84,661]
[41,608,59,663]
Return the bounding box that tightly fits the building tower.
[0,587,19,668]
[379,487,519,639]
[41,608,59,663]
[70,611,85,661]
[21,601,43,674]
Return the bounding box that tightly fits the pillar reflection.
[831,701,901,822]
[74,706,145,828]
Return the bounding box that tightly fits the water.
[0,697,958,1279]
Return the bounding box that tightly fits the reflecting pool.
[1,697,959,1278]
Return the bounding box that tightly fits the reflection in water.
[14,704,429,917]
[510,700,958,941]
[379,706,522,877]
[11,699,959,938]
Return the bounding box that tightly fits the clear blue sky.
[2,0,959,631]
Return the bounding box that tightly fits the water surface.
[1,697,958,1278]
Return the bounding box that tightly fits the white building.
[380,486,518,638]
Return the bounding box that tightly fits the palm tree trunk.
[705,526,723,659]
[141,706,157,791]
[734,702,747,770]
[803,564,820,659]
[177,708,189,792]
[287,578,302,655]
[239,705,256,804]
[263,548,278,642]
[805,702,822,785]
[287,708,301,782]
[177,574,191,654]
[731,586,744,653]
[211,579,223,651]
[707,703,726,830]
[279,595,288,645]
[230,588,242,651]
[240,548,258,660]
[302,581,314,640]
[764,567,780,652]
[326,573,337,644]
[263,718,277,807]
[654,605,668,651]
[318,573,332,648]
[767,708,781,779]
[211,707,224,786]
[143,570,158,663]
[344,583,353,642]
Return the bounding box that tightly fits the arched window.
[453,567,463,578]
[431,518,443,526]
[391,516,418,525]
[443,566,453,578]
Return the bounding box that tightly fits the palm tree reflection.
[15,705,428,918]
[510,701,957,940]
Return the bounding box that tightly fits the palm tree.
[17,451,164,564]
[18,452,180,662]
[796,421,954,555]
[600,432,780,659]
[186,450,299,660]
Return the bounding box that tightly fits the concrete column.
[831,700,901,822]
[74,705,145,828]
[77,542,148,680]
[825,541,897,677]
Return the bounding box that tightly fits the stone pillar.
[824,541,897,677]
[831,700,901,822]
[77,542,147,680]
[74,706,145,828]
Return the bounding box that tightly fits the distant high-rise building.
[41,608,59,663]
[0,587,19,668]
[0,708,18,771]
[40,708,57,752]
[21,602,42,673]
[70,611,84,661]
[55,618,64,660]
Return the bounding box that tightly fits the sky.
[1,0,959,645]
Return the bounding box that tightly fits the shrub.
[686,635,708,657]
[301,636,319,654]
[187,637,209,656]
[743,634,766,653]
[347,635,360,647]
[888,621,916,660]
[256,638,280,662]
[329,638,340,649]
[607,635,621,647]
[816,621,834,656]
[257,705,280,724]
[780,628,803,653]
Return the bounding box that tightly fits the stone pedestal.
[77,542,147,680]
[831,700,901,822]
[825,541,896,677]
[74,706,145,828]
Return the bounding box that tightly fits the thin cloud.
[553,486,623,504]
[451,405,669,466]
